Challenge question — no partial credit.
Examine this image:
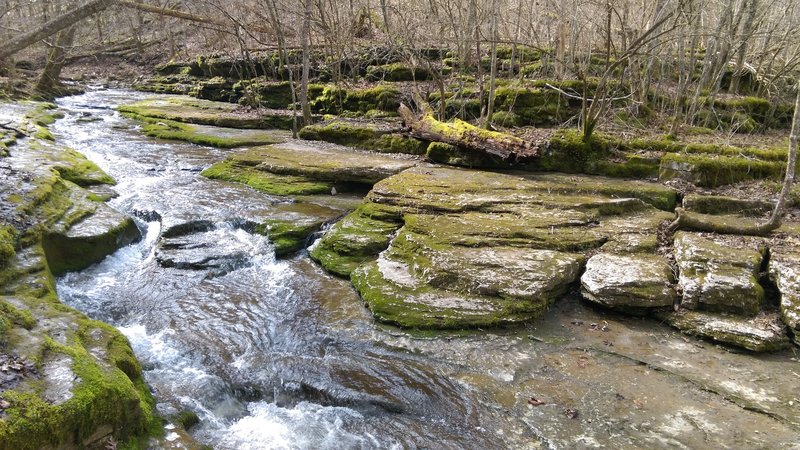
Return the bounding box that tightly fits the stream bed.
[52,89,799,449]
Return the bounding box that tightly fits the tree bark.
[34,26,76,96]
[399,102,540,161]
[299,0,313,127]
[0,0,115,61]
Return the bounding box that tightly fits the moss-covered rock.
[202,141,418,197]
[43,202,141,275]
[674,233,765,316]
[659,153,785,187]
[118,96,298,130]
[252,201,345,256]
[0,123,158,447]
[310,85,401,116]
[366,63,432,81]
[682,194,774,217]
[299,119,426,155]
[312,166,678,328]
[581,253,678,313]
[124,113,285,148]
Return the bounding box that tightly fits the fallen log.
[398,103,539,161]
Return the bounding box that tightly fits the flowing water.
[50,89,800,450]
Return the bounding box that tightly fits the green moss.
[34,126,54,141]
[425,141,503,168]
[310,85,401,116]
[201,160,333,196]
[124,113,282,148]
[118,97,296,130]
[366,63,432,81]
[351,259,545,329]
[236,80,324,109]
[660,153,785,187]
[254,219,325,256]
[299,120,425,154]
[309,206,401,277]
[0,225,15,268]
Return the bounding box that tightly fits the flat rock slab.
[660,310,790,352]
[202,141,419,196]
[673,232,764,316]
[119,95,297,129]
[581,253,678,311]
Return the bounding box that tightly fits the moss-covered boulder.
[252,201,345,256]
[674,233,765,316]
[366,63,432,82]
[118,95,301,130]
[311,166,678,329]
[682,194,774,217]
[310,85,401,117]
[201,141,419,196]
[581,254,678,313]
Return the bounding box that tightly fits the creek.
[52,89,799,450]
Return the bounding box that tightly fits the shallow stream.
[52,89,799,450]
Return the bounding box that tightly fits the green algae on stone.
[659,153,785,187]
[310,85,401,116]
[201,160,334,196]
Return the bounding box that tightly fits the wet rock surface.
[581,253,678,312]
[0,100,157,448]
[674,232,765,316]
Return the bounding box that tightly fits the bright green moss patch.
[660,153,785,187]
[201,160,334,196]
[311,85,401,116]
[299,120,426,155]
[254,218,326,256]
[124,113,283,148]
[309,206,402,277]
[366,63,433,81]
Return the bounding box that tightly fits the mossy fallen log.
[398,103,540,162]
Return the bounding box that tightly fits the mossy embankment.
[0,104,159,449]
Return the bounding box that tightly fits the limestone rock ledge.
[311,166,677,329]
[0,111,157,449]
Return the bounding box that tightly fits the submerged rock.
[673,233,765,316]
[660,310,790,352]
[581,253,677,312]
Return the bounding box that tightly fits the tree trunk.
[729,0,758,94]
[398,102,540,161]
[34,26,77,97]
[299,0,313,127]
[484,0,498,129]
[0,0,115,61]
